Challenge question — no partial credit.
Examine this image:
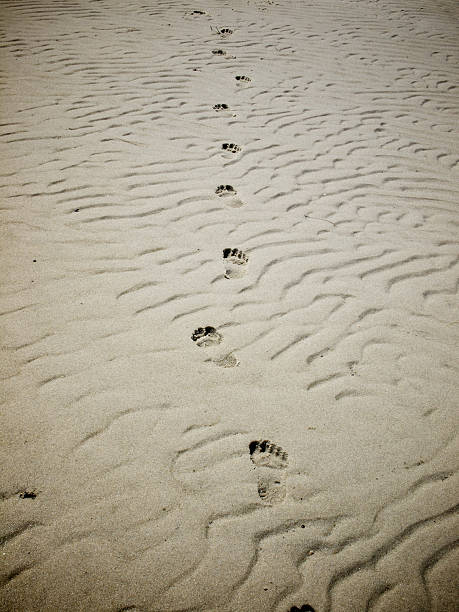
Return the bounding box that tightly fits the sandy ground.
[1,0,459,611]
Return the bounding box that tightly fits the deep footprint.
[222,142,241,154]
[223,248,248,279]
[249,440,288,469]
[235,75,251,83]
[213,103,229,111]
[215,184,244,208]
[290,606,316,612]
[191,326,223,347]
[249,440,288,504]
[218,27,233,36]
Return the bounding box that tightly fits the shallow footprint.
[191,326,223,347]
[212,351,239,368]
[249,440,288,505]
[215,184,244,208]
[223,247,248,279]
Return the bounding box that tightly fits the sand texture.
[1,0,459,610]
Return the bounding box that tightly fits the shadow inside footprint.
[222,142,241,154]
[218,27,233,36]
[213,103,229,111]
[191,326,223,347]
[223,247,248,278]
[235,75,251,83]
[215,184,244,208]
[249,440,288,469]
[290,606,316,612]
[216,184,235,196]
[249,440,288,505]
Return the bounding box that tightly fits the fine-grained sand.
[1,1,458,611]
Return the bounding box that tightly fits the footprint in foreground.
[223,247,248,279]
[215,184,245,208]
[290,606,315,612]
[191,326,223,347]
[249,440,288,504]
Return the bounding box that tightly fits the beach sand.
[0,0,458,610]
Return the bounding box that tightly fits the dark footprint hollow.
[191,326,222,347]
[19,490,37,499]
[235,75,251,82]
[223,248,248,264]
[213,103,229,111]
[218,27,233,36]
[223,248,248,278]
[249,440,288,469]
[216,184,235,196]
[222,142,241,153]
[212,49,226,55]
[290,606,316,612]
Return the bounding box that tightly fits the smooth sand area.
[1,0,458,610]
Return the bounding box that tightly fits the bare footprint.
[223,247,248,279]
[290,606,316,612]
[212,49,236,59]
[213,103,229,111]
[215,184,245,208]
[191,326,223,347]
[249,440,288,504]
[217,27,233,37]
[222,142,241,155]
[235,75,251,84]
[212,351,239,368]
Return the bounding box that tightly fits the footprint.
[191,326,223,347]
[212,351,239,368]
[223,248,248,279]
[290,606,315,612]
[216,184,235,196]
[190,9,206,14]
[249,440,288,504]
[215,184,244,208]
[218,27,233,37]
[249,440,288,469]
[211,48,236,59]
[18,490,37,499]
[222,142,241,154]
[213,103,229,111]
[235,75,251,83]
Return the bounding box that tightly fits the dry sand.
[1,0,458,610]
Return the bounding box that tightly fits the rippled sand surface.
[1,1,458,611]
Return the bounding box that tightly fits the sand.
[0,0,458,610]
